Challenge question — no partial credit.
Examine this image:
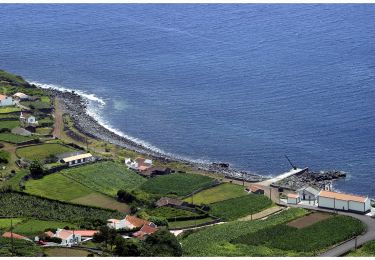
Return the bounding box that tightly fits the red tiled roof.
[287,193,299,199]
[56,229,74,240]
[74,230,98,237]
[126,215,151,228]
[44,231,55,237]
[140,224,158,235]
[319,190,367,203]
[0,95,8,101]
[2,232,29,240]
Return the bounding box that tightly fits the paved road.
[288,204,375,256]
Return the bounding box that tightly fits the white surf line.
[259,167,308,186]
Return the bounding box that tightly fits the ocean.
[1,4,375,197]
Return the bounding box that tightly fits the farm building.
[317,190,371,213]
[0,95,14,106]
[133,224,158,240]
[125,157,153,171]
[107,215,156,230]
[297,186,320,201]
[287,193,300,204]
[155,197,184,207]
[54,229,81,246]
[247,185,265,195]
[61,153,94,167]
[13,92,30,101]
[140,167,173,178]
[19,112,38,125]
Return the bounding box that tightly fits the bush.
[149,216,168,227]
[45,237,62,244]
[143,228,182,256]
[29,160,45,178]
[114,236,142,256]
[0,150,10,164]
[117,189,136,203]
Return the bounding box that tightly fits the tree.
[93,225,117,249]
[29,160,44,178]
[143,228,182,256]
[117,190,136,203]
[148,216,168,227]
[114,236,142,256]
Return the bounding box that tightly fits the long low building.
[317,190,371,214]
[62,153,94,167]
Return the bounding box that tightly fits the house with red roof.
[133,224,158,240]
[107,215,156,230]
[0,94,14,107]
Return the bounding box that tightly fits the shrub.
[29,160,45,178]
[149,216,168,227]
[0,150,10,164]
[117,189,136,203]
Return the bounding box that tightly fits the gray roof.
[11,127,31,136]
[298,186,320,196]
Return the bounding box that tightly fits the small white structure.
[297,186,320,201]
[54,229,81,246]
[287,193,300,204]
[125,158,138,170]
[62,153,94,167]
[125,157,153,171]
[20,112,38,125]
[0,94,14,106]
[318,190,371,214]
[13,92,30,101]
[107,215,156,230]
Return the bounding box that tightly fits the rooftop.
[288,193,299,199]
[126,215,151,228]
[319,190,367,203]
[2,232,29,240]
[62,153,93,162]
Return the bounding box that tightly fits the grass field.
[0,114,19,120]
[35,127,53,135]
[147,206,200,219]
[12,219,78,235]
[60,161,146,196]
[16,143,76,160]
[0,192,123,225]
[0,133,35,144]
[169,217,216,229]
[181,208,308,256]
[0,237,43,256]
[0,218,23,229]
[71,193,130,213]
[0,106,21,114]
[233,215,365,255]
[140,173,215,197]
[209,194,272,221]
[44,247,92,257]
[0,120,19,129]
[347,240,375,256]
[184,183,246,205]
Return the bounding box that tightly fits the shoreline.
[44,86,266,182]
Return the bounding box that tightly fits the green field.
[181,208,308,256]
[0,133,35,143]
[0,192,122,225]
[60,161,146,196]
[184,183,246,205]
[147,206,200,219]
[12,219,78,236]
[140,173,215,197]
[21,100,51,110]
[44,247,93,257]
[16,143,76,160]
[0,218,23,229]
[209,194,272,221]
[0,120,19,129]
[0,106,21,114]
[233,215,365,255]
[35,127,52,135]
[0,114,19,120]
[347,240,375,256]
[169,217,216,229]
[0,237,43,256]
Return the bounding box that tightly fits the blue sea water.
[1,4,375,197]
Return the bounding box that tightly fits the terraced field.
[12,219,78,236]
[16,143,77,160]
[0,133,35,144]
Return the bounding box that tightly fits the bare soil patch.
[287,212,332,229]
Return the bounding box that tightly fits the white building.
[297,186,320,201]
[13,92,30,101]
[54,229,81,247]
[287,193,300,204]
[62,153,94,167]
[0,95,14,106]
[20,112,38,125]
[107,215,156,230]
[125,157,153,171]
[318,190,371,214]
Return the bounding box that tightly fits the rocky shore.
[46,88,266,182]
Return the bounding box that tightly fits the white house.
[297,186,320,201]
[20,112,38,125]
[317,190,371,214]
[125,157,153,171]
[287,193,300,204]
[54,229,81,246]
[13,92,30,101]
[0,95,14,107]
[62,153,94,167]
[107,215,156,230]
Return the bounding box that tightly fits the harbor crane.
[284,154,297,170]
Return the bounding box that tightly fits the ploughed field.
[140,173,216,197]
[180,208,365,256]
[16,143,77,160]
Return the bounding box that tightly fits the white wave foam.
[30,80,210,165]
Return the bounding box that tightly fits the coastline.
[43,86,266,182]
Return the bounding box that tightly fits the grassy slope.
[347,240,375,256]
[12,219,78,236]
[44,247,92,257]
[0,133,35,143]
[140,173,215,197]
[169,217,216,229]
[181,208,308,256]
[147,206,200,219]
[16,143,76,160]
[0,107,21,114]
[0,218,24,229]
[60,161,146,196]
[0,120,19,129]
[209,194,272,221]
[0,237,43,256]
[184,183,246,205]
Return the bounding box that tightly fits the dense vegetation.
[0,70,29,87]
[233,215,365,254]
[16,143,76,160]
[60,161,146,196]
[140,173,215,197]
[184,183,246,205]
[0,237,43,256]
[348,240,375,256]
[0,192,122,226]
[147,206,200,219]
[180,208,308,256]
[209,194,272,220]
